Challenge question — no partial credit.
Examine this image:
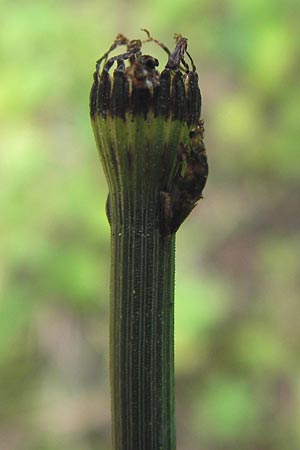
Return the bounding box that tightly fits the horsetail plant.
[90,30,208,450]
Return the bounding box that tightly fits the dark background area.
[1,0,300,449]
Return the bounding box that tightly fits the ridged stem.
[91,33,208,450]
[109,190,176,450]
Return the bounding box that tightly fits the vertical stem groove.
[109,192,176,450]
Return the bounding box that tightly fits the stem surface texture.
[109,191,175,450]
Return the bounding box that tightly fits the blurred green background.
[1,0,299,449]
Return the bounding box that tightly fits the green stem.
[91,34,208,450]
[109,190,176,450]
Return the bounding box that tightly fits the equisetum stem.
[90,31,208,450]
[109,191,175,450]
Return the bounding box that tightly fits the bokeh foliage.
[1,0,299,449]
